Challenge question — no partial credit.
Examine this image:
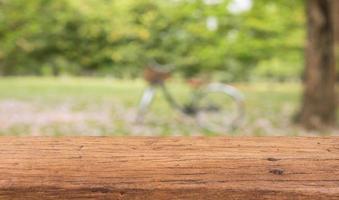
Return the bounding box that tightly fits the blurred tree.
[298,0,337,129]
[0,0,306,80]
[333,0,339,81]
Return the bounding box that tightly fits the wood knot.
[267,157,280,162]
[270,168,284,175]
[90,187,110,193]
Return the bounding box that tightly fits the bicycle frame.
[138,81,205,120]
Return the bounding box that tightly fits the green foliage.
[0,0,305,80]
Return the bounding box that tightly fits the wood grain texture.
[0,137,339,199]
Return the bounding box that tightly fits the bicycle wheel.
[194,83,245,133]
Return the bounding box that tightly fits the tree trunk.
[333,0,339,81]
[298,0,337,129]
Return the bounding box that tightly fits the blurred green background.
[0,0,305,81]
[0,0,336,136]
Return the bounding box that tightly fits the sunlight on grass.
[0,77,336,136]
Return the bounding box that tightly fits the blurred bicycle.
[137,61,245,133]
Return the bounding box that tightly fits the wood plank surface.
[0,137,339,199]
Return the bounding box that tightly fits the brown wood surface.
[0,137,339,199]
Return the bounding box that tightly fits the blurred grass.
[0,77,336,136]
